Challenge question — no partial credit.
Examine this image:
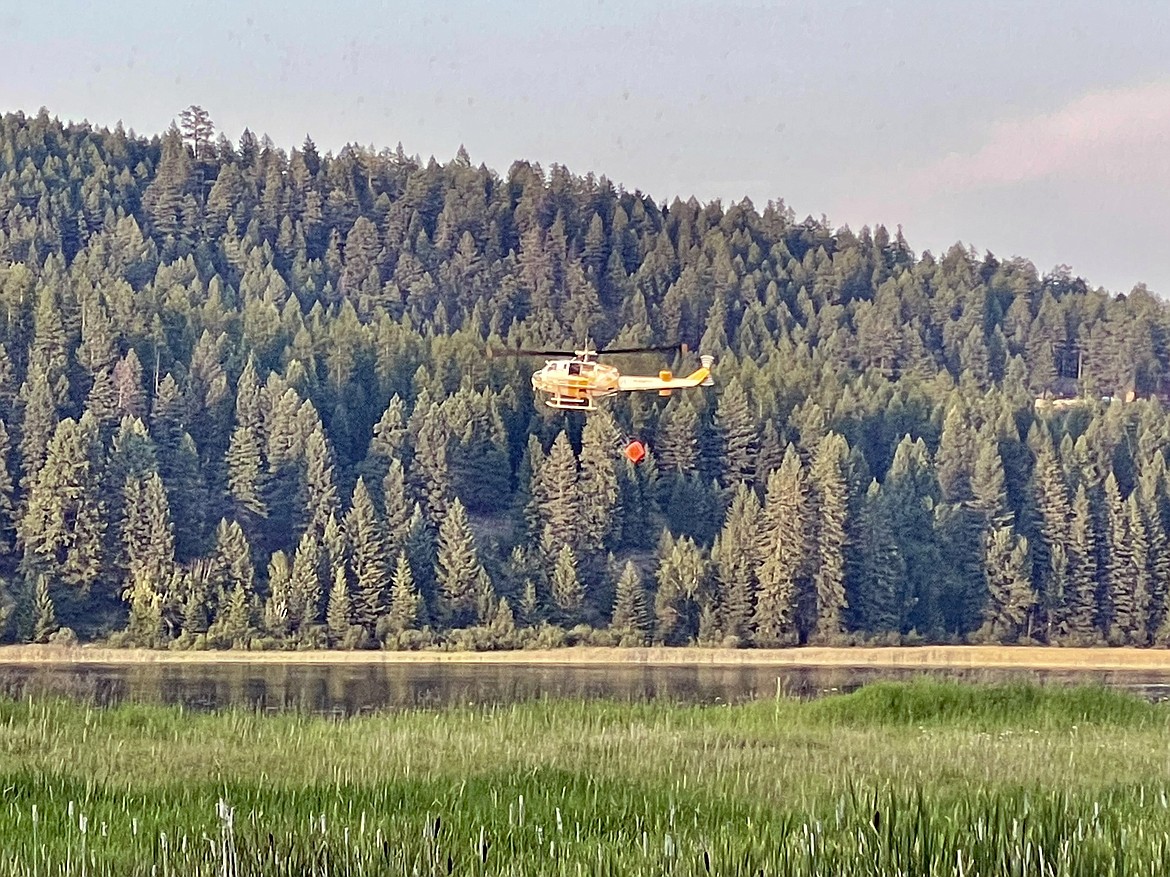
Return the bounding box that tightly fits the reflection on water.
[1,661,1169,714]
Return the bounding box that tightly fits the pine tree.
[1101,473,1134,643]
[386,551,422,634]
[533,431,579,557]
[979,528,1036,641]
[32,575,57,643]
[16,365,59,490]
[123,569,165,647]
[808,432,849,642]
[654,534,709,645]
[435,498,489,628]
[326,565,352,646]
[410,401,454,527]
[206,519,255,646]
[753,447,807,645]
[655,396,700,476]
[302,427,339,540]
[345,478,389,634]
[850,480,905,635]
[711,483,760,642]
[610,560,651,643]
[403,503,436,618]
[1029,436,1072,640]
[120,471,178,633]
[550,542,585,625]
[0,420,17,555]
[885,436,944,638]
[289,529,323,634]
[382,458,411,557]
[1064,484,1098,642]
[19,417,106,596]
[359,395,409,503]
[578,412,623,556]
[714,378,757,489]
[263,550,292,638]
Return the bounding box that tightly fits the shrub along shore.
[5,642,1170,669]
[2,680,1170,875]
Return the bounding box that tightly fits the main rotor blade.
[487,348,577,358]
[599,343,690,355]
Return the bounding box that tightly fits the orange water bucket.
[623,440,646,464]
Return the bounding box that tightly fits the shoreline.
[3,644,1170,671]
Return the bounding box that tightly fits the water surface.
[2,661,1169,714]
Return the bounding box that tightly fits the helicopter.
[492,343,714,412]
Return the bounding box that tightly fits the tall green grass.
[1,681,1168,875]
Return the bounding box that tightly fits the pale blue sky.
[7,1,1170,296]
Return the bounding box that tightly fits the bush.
[46,627,78,648]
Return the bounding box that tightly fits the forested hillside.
[1,106,1168,650]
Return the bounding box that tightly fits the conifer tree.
[850,480,905,634]
[359,395,409,502]
[303,426,340,540]
[381,458,411,557]
[533,431,579,557]
[1029,436,1072,640]
[386,551,422,634]
[0,420,16,555]
[32,575,57,643]
[1101,473,1133,642]
[714,377,757,489]
[410,401,454,527]
[610,560,651,643]
[885,436,944,637]
[753,447,807,645]
[19,417,106,596]
[226,424,267,535]
[550,542,585,625]
[655,396,700,476]
[403,503,436,617]
[578,412,623,556]
[124,570,165,647]
[16,365,59,489]
[206,519,255,646]
[326,565,352,646]
[654,534,709,645]
[808,432,849,642]
[289,529,323,634]
[979,528,1036,641]
[263,550,293,638]
[345,477,389,634]
[1064,483,1098,642]
[711,483,760,641]
[436,498,489,628]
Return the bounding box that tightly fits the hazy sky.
[7,0,1170,296]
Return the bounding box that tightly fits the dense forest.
[0,105,1168,650]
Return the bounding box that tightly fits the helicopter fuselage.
[531,357,620,410]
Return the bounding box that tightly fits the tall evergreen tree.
[610,560,651,643]
[578,412,623,556]
[753,447,807,645]
[711,483,761,642]
[19,417,106,597]
[808,432,849,642]
[386,551,422,634]
[714,377,757,489]
[345,477,389,635]
[435,498,489,628]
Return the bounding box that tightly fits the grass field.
[7,642,1170,670]
[3,681,1170,875]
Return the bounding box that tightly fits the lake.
[2,660,1170,713]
